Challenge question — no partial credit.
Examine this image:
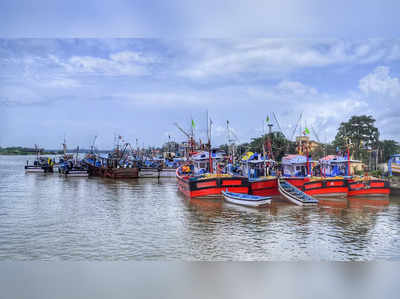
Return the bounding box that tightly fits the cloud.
[276,80,318,96]
[63,51,154,76]
[179,39,400,80]
[359,66,400,97]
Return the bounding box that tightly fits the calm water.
[0,155,399,261]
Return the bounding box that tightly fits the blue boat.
[222,191,271,207]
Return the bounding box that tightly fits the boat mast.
[35,144,39,161]
[262,119,267,175]
[63,134,67,157]
[207,110,213,173]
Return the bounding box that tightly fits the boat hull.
[278,179,318,206]
[88,166,139,179]
[25,167,45,173]
[222,192,271,207]
[283,177,309,189]
[24,166,53,173]
[139,167,176,178]
[348,179,390,197]
[249,177,279,196]
[302,179,348,198]
[60,170,89,177]
[176,170,249,198]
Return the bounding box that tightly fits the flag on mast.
[192,119,195,129]
[266,115,270,123]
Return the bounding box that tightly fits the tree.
[333,115,379,161]
[379,139,400,163]
[244,131,292,161]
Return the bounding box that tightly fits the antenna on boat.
[290,112,303,142]
[90,136,97,154]
[272,112,286,139]
[62,134,67,156]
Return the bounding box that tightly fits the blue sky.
[1,2,400,149]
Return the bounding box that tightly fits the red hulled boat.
[176,151,249,198]
[302,178,348,197]
[281,154,311,189]
[176,169,249,198]
[347,178,390,197]
[239,152,279,196]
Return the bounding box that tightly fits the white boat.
[60,169,89,177]
[139,167,176,178]
[278,179,318,206]
[222,191,271,207]
[24,166,46,173]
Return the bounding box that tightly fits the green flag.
[192,119,195,129]
[304,127,310,135]
[266,115,270,123]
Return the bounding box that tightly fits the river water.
[0,155,399,261]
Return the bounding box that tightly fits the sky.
[1,1,400,149]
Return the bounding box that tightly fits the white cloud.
[179,40,400,80]
[66,52,149,76]
[359,66,400,97]
[276,80,318,96]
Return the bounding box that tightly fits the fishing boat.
[238,152,279,196]
[281,154,311,188]
[57,143,89,177]
[222,191,271,207]
[138,158,179,178]
[25,157,54,173]
[176,151,249,198]
[301,155,350,197]
[347,177,390,197]
[58,160,89,177]
[278,178,318,206]
[84,142,139,179]
[24,145,54,173]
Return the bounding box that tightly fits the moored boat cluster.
[24,116,399,208]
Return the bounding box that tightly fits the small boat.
[278,179,318,206]
[222,191,271,207]
[25,157,54,173]
[58,161,89,177]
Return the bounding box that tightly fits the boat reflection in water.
[318,197,348,209]
[348,196,390,209]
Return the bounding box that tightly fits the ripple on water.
[1,155,400,260]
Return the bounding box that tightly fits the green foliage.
[0,147,58,155]
[379,139,400,162]
[232,132,296,161]
[370,169,383,177]
[333,115,379,161]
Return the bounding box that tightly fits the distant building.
[295,136,321,153]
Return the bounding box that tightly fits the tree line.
[220,115,399,164]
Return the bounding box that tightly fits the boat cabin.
[240,152,275,179]
[319,155,350,177]
[388,154,400,176]
[282,154,312,177]
[191,150,226,174]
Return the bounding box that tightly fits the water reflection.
[1,155,400,260]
